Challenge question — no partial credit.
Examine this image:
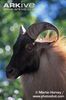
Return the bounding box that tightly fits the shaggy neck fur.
[21,35,66,100]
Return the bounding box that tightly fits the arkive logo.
[3,2,35,10]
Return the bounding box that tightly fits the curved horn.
[26,22,59,43]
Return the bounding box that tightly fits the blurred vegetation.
[0,0,66,99]
[0,80,23,100]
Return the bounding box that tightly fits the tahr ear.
[19,25,26,35]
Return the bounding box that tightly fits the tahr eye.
[25,43,34,51]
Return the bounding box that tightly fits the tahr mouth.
[6,69,19,80]
[6,72,17,79]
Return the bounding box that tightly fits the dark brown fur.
[21,35,66,100]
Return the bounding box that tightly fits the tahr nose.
[6,66,15,74]
[6,65,17,79]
